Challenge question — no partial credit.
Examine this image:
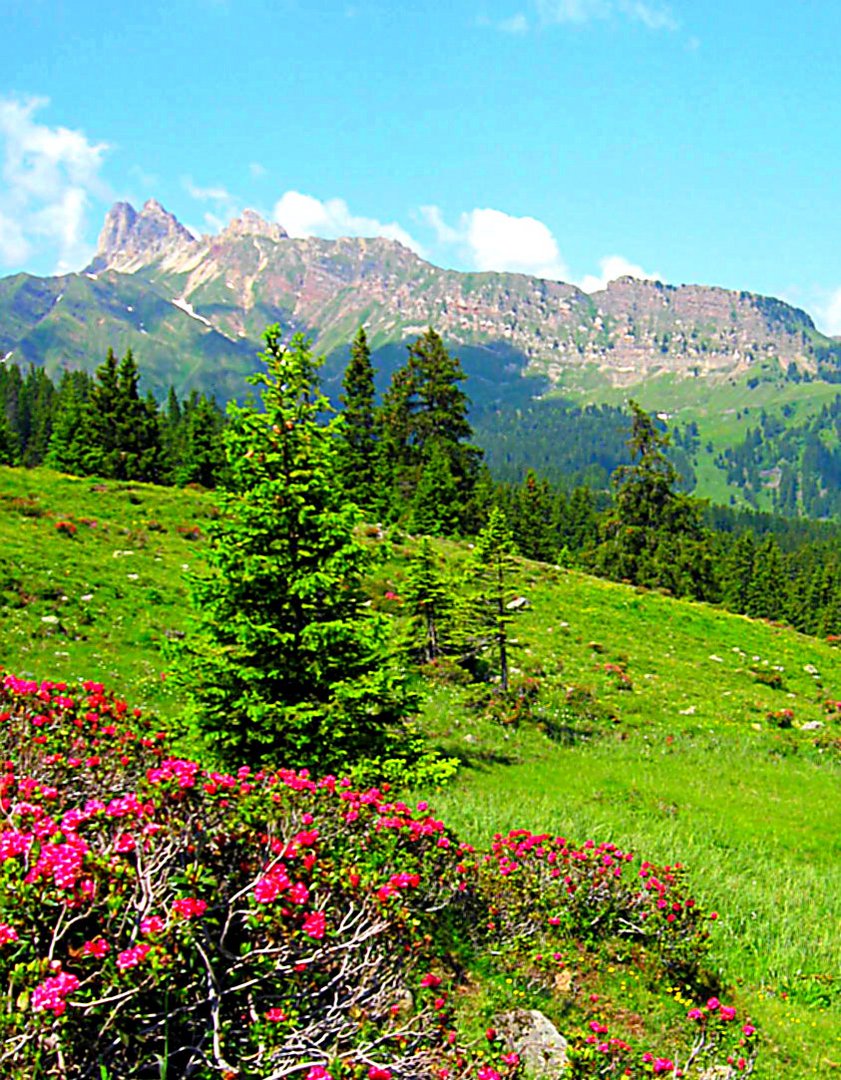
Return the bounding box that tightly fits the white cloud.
[419,204,462,246]
[0,209,29,264]
[182,176,243,238]
[536,0,676,29]
[421,205,662,290]
[465,208,569,278]
[0,95,109,272]
[421,204,569,280]
[272,190,424,254]
[817,286,841,337]
[183,177,235,203]
[578,254,661,292]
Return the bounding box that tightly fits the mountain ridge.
[1,199,839,405]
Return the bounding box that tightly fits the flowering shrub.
[476,830,713,984]
[54,519,77,537]
[0,674,472,1077]
[0,673,758,1078]
[570,996,758,1077]
[175,523,203,541]
[766,708,794,728]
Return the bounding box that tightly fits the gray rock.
[801,720,824,731]
[494,1009,568,1077]
[506,596,530,611]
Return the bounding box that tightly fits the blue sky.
[3,0,841,332]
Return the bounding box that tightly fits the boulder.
[494,1009,569,1077]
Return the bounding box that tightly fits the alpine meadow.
[3,5,841,1074]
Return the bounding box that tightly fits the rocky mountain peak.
[220,209,289,243]
[89,199,199,273]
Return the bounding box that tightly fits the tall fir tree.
[81,347,121,477]
[175,393,227,488]
[409,441,461,536]
[465,506,518,690]
[403,537,453,663]
[111,350,163,481]
[746,537,788,621]
[338,327,378,513]
[19,365,55,466]
[594,402,708,594]
[46,370,94,474]
[0,410,17,465]
[177,326,412,770]
[376,328,481,529]
[722,531,757,614]
[512,470,557,562]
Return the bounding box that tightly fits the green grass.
[2,468,841,1076]
[0,466,214,716]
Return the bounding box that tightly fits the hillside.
[1,467,840,1076]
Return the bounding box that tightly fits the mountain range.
[2,198,839,405]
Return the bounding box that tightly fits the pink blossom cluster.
[31,970,80,1016]
[172,897,207,919]
[116,942,152,971]
[0,923,18,945]
[0,672,754,1080]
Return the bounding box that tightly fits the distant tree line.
[0,352,227,486]
[492,405,841,638]
[472,397,698,492]
[2,335,839,639]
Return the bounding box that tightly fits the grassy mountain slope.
[1,467,839,1075]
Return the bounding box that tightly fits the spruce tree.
[746,537,788,621]
[111,350,163,481]
[465,506,518,690]
[0,410,17,465]
[377,328,482,530]
[176,393,227,488]
[404,537,452,663]
[595,402,706,591]
[409,441,460,536]
[375,363,415,517]
[46,370,94,474]
[178,326,411,770]
[513,470,557,562]
[339,326,378,512]
[19,365,55,466]
[81,347,121,477]
[722,531,756,614]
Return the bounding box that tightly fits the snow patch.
[172,296,212,328]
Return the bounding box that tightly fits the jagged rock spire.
[88,199,199,273]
